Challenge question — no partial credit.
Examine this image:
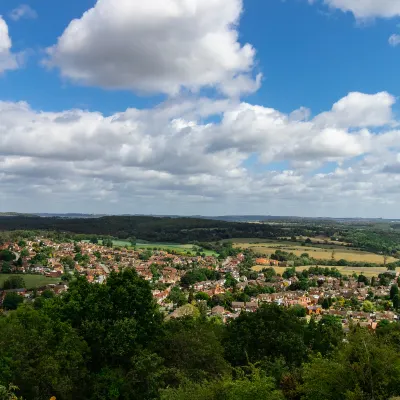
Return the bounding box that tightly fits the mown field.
[0,274,61,289]
[230,239,396,264]
[92,240,217,256]
[252,265,395,277]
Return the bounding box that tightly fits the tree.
[160,366,285,400]
[302,329,400,400]
[3,276,25,290]
[2,293,24,310]
[390,284,399,300]
[0,306,88,400]
[357,275,370,286]
[61,256,75,269]
[306,316,344,356]
[45,269,162,371]
[321,298,330,310]
[0,250,16,262]
[224,304,309,367]
[168,287,188,307]
[20,248,29,258]
[362,300,374,313]
[393,294,400,310]
[159,318,230,384]
[41,289,55,299]
[0,384,23,400]
[89,237,98,244]
[195,292,210,302]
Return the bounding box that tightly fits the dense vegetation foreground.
[2,269,400,400]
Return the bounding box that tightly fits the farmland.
[230,239,397,264]
[90,240,217,256]
[252,265,396,277]
[0,274,61,289]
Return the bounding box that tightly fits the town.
[1,235,399,331]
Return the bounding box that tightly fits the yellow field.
[252,265,395,277]
[233,241,397,264]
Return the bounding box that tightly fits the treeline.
[2,270,400,399]
[271,249,400,269]
[0,216,353,244]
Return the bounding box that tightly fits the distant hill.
[0,214,310,243]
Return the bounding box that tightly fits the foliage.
[167,287,188,307]
[0,307,88,400]
[3,276,25,290]
[2,293,24,310]
[160,366,285,400]
[224,304,309,368]
[181,269,220,287]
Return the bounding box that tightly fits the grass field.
[230,239,396,264]
[86,240,217,256]
[0,274,61,289]
[252,265,395,277]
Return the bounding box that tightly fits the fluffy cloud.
[389,34,400,47]
[314,92,395,128]
[46,0,258,96]
[0,17,19,73]
[1,91,400,216]
[321,0,400,19]
[9,5,37,21]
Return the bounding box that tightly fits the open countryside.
[85,239,218,256]
[231,239,397,264]
[252,265,396,277]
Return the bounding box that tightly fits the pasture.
[0,274,61,289]
[231,239,396,264]
[252,265,394,277]
[92,240,217,256]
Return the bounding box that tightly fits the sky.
[1,0,400,217]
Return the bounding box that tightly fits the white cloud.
[9,4,37,21]
[309,0,400,19]
[0,17,19,73]
[314,92,395,128]
[45,0,259,96]
[1,92,400,216]
[389,34,400,47]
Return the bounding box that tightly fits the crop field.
[0,274,61,289]
[252,265,395,277]
[230,239,397,264]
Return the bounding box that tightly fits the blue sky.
[1,0,400,217]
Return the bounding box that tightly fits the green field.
[0,274,61,289]
[87,240,217,256]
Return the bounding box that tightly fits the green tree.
[2,293,24,310]
[195,292,211,302]
[3,276,25,290]
[224,304,309,367]
[168,287,188,307]
[45,269,162,370]
[0,250,16,262]
[0,384,22,400]
[159,318,230,384]
[390,284,399,300]
[306,315,344,356]
[61,256,75,269]
[362,300,374,313]
[0,306,88,400]
[301,329,400,400]
[161,366,284,400]
[20,248,29,258]
[393,294,400,310]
